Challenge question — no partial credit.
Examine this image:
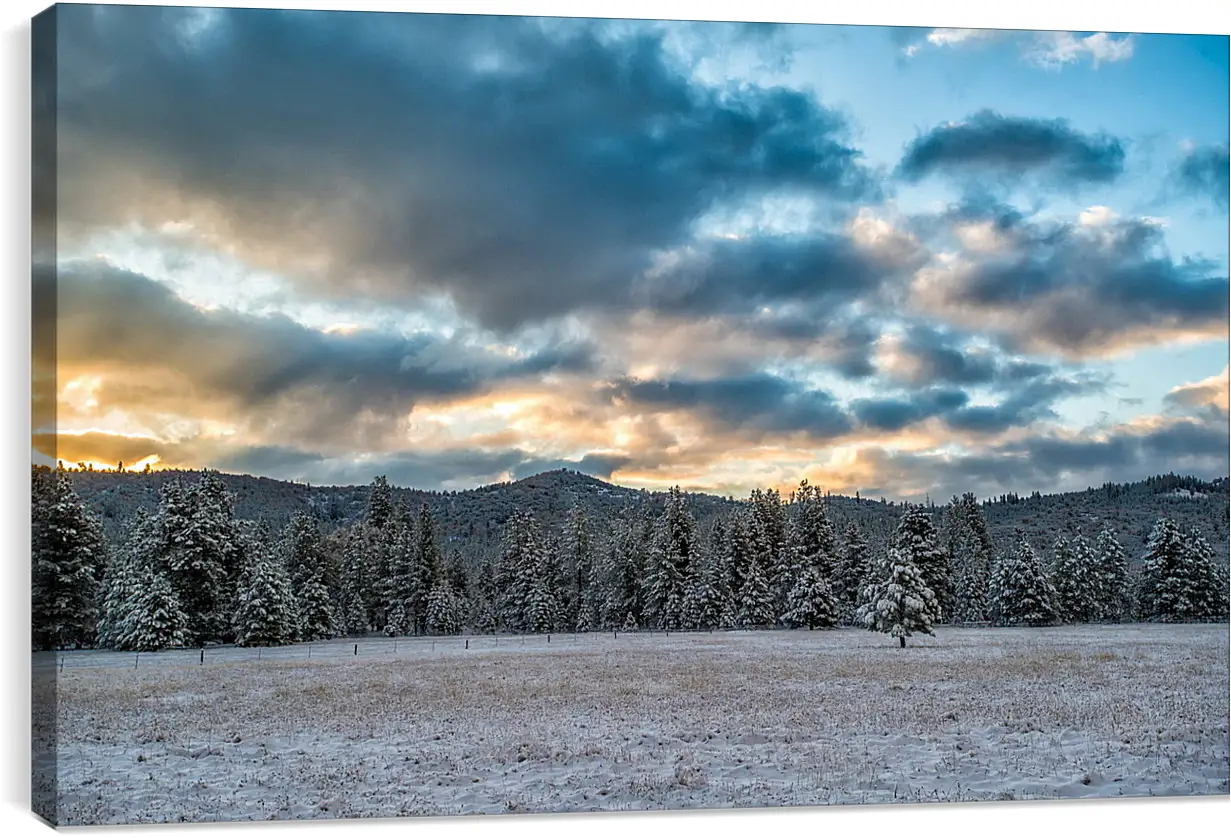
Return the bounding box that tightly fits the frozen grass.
[50,624,1229,824]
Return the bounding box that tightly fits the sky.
[32,2,1231,501]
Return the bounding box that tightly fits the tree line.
[31,467,1230,652]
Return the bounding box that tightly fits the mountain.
[52,466,1230,566]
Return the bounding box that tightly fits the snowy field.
[47,624,1229,824]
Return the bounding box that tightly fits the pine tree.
[117,567,189,652]
[297,574,338,641]
[991,539,1059,627]
[1092,529,1134,623]
[1182,527,1229,622]
[336,527,371,635]
[782,565,839,629]
[836,521,871,622]
[426,581,464,635]
[232,531,299,647]
[559,506,593,631]
[892,508,952,623]
[411,504,442,634]
[364,475,395,530]
[642,487,697,630]
[735,513,776,628]
[31,468,107,650]
[1051,534,1099,623]
[784,481,837,618]
[281,512,336,640]
[944,493,993,623]
[752,487,792,611]
[1138,518,1208,622]
[856,547,938,647]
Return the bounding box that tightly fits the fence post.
[547,634,551,643]
[465,639,469,650]
[354,643,358,656]
[200,648,204,665]
[258,647,262,661]
[308,645,312,660]
[59,657,64,674]
[134,653,139,669]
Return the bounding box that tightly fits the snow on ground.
[48,624,1229,824]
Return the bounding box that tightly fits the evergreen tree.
[232,529,299,647]
[117,567,190,652]
[782,565,839,629]
[426,581,464,635]
[1181,527,1229,622]
[1051,534,1100,623]
[892,508,952,623]
[836,521,872,621]
[735,512,776,628]
[784,480,837,615]
[280,512,336,640]
[642,487,697,630]
[944,493,993,623]
[364,475,395,530]
[1137,518,1208,622]
[559,506,593,631]
[1093,529,1134,623]
[856,547,938,647]
[411,504,442,634]
[991,539,1059,627]
[31,467,107,650]
[752,487,792,610]
[336,527,371,635]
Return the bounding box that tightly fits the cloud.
[897,110,1125,187]
[1025,32,1136,70]
[911,208,1229,357]
[41,260,597,451]
[602,373,854,441]
[50,5,879,332]
[1176,143,1230,209]
[1165,366,1230,418]
[899,28,1134,70]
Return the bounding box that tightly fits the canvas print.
[30,2,1230,827]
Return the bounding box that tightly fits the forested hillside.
[32,464,1229,652]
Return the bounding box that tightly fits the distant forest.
[32,465,1231,651]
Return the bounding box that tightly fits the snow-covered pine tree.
[782,564,839,629]
[157,473,241,645]
[752,487,792,611]
[892,507,952,624]
[98,511,161,649]
[31,467,107,650]
[1137,518,1206,622]
[117,566,190,652]
[680,545,723,630]
[642,487,697,630]
[559,506,593,631]
[735,512,776,628]
[426,581,464,635]
[1092,529,1133,622]
[1182,527,1229,622]
[1051,533,1099,623]
[364,475,395,530]
[783,480,838,620]
[943,493,993,623]
[411,503,442,634]
[232,528,299,647]
[855,547,938,647]
[280,512,336,641]
[836,520,871,622]
[497,510,554,632]
[336,527,371,635]
[606,516,646,630]
[991,539,1059,627]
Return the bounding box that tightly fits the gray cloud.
[897,110,1125,186]
[1177,143,1230,209]
[915,210,1229,355]
[51,5,879,331]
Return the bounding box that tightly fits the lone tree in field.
[991,539,1059,627]
[856,547,939,647]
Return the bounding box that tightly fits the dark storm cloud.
[897,110,1125,186]
[603,373,853,440]
[52,5,879,331]
[41,261,591,421]
[1177,143,1230,209]
[917,210,1229,355]
[635,232,917,319]
[851,389,969,432]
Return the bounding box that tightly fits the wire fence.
[43,626,744,671]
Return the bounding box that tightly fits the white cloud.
[1027,32,1136,69]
